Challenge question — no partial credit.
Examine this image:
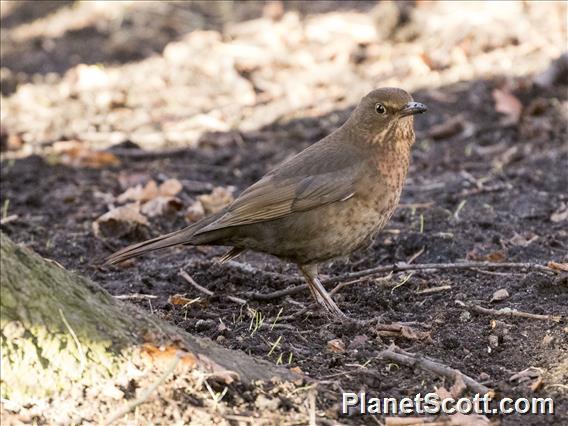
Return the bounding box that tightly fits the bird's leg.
[298,264,346,318]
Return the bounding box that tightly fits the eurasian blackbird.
[105,88,427,318]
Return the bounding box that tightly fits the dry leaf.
[93,203,149,239]
[508,232,538,247]
[547,261,568,272]
[326,338,345,353]
[142,344,197,369]
[290,366,303,375]
[492,88,523,123]
[186,200,206,222]
[141,196,183,217]
[159,178,183,196]
[198,186,234,214]
[491,288,510,302]
[169,294,194,305]
[467,248,506,263]
[54,141,120,168]
[117,180,159,203]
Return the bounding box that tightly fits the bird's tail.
[104,212,222,265]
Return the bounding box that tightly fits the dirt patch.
[2,77,567,424]
[1,1,567,424]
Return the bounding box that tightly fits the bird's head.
[346,87,427,145]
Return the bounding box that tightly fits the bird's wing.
[196,141,365,233]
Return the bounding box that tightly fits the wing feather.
[195,139,365,233]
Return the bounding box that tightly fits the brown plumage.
[105,88,427,318]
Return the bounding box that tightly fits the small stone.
[488,334,499,348]
[459,311,471,322]
[491,288,510,302]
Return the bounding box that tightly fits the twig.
[415,285,452,295]
[248,261,555,301]
[225,260,294,282]
[467,303,562,322]
[114,293,158,300]
[110,147,190,159]
[380,345,491,396]
[179,269,247,305]
[407,246,425,264]
[104,355,180,425]
[248,285,305,301]
[0,214,18,225]
[471,268,524,277]
[308,388,317,426]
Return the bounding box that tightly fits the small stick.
[247,261,555,301]
[467,304,562,322]
[415,285,452,295]
[103,354,180,426]
[247,285,304,301]
[471,268,524,277]
[380,345,491,396]
[179,270,247,305]
[324,261,555,285]
[114,293,158,300]
[0,214,18,225]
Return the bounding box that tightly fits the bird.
[105,87,427,318]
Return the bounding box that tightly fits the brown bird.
[105,88,427,318]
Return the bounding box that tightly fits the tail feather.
[104,225,197,265]
[104,209,229,265]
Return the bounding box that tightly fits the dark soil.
[2,77,567,424]
[1,1,567,425]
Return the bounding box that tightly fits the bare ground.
[1,1,567,424]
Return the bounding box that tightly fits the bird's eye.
[375,103,386,115]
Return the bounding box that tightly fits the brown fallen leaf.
[326,338,345,353]
[142,344,198,369]
[467,248,507,263]
[492,88,523,124]
[54,140,120,168]
[117,180,160,203]
[508,232,538,247]
[159,178,183,197]
[93,203,149,239]
[198,186,234,214]
[169,294,195,305]
[141,196,183,218]
[547,261,568,272]
[185,199,206,222]
[290,366,303,375]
